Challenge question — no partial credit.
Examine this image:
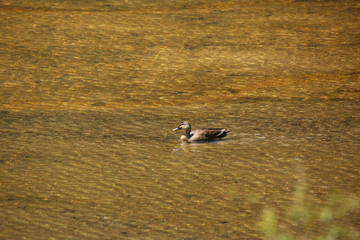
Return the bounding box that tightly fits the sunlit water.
[1,1,359,239]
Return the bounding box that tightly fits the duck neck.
[184,126,191,137]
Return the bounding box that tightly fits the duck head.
[173,121,191,131]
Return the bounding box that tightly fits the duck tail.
[217,129,231,138]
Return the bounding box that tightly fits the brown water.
[1,1,360,239]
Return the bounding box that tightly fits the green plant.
[258,185,359,240]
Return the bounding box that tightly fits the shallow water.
[1,1,360,239]
[1,101,359,239]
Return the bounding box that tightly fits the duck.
[173,121,231,143]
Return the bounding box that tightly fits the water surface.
[1,0,359,239]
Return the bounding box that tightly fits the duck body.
[173,121,231,143]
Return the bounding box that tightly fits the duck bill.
[173,127,181,131]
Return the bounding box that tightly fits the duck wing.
[190,128,230,141]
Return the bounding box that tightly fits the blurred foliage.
[258,185,359,240]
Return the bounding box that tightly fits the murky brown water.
[1,1,360,239]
